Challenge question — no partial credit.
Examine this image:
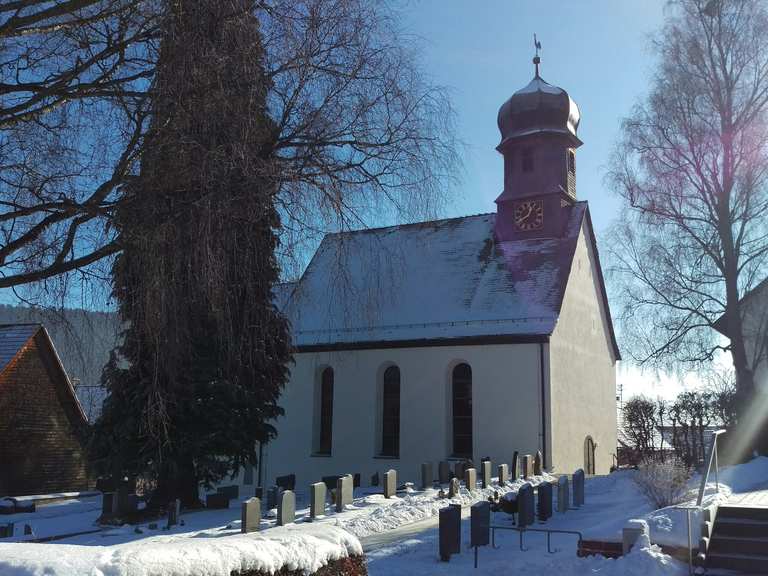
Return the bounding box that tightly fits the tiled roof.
[0,323,41,373]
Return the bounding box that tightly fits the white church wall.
[261,343,543,491]
[549,223,618,475]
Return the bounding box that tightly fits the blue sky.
[401,0,666,234]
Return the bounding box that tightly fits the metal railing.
[696,429,727,506]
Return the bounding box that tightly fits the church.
[257,58,620,490]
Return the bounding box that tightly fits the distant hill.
[0,305,121,421]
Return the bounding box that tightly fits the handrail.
[696,429,727,506]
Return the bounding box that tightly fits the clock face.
[514,200,544,231]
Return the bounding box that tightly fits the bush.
[633,457,691,508]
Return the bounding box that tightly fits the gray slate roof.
[281,202,616,351]
[0,323,41,373]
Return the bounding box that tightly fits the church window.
[316,367,334,455]
[380,366,400,457]
[522,148,534,173]
[568,149,576,174]
[452,363,473,458]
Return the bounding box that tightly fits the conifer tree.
[92,0,291,506]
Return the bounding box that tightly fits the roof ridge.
[325,212,495,237]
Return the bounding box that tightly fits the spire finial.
[533,34,542,77]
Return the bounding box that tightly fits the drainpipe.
[539,342,548,469]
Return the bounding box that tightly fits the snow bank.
[0,524,361,576]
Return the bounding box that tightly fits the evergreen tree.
[92,0,291,506]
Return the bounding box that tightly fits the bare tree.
[608,0,768,408]
[622,395,660,460]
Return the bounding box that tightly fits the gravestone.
[101,492,115,517]
[557,475,570,513]
[322,475,341,492]
[353,473,361,488]
[454,461,465,482]
[481,460,492,489]
[534,451,543,476]
[276,474,296,491]
[517,483,535,528]
[277,490,295,526]
[573,469,585,507]
[310,482,326,519]
[217,485,239,500]
[439,461,451,484]
[370,472,379,487]
[421,462,433,490]
[439,503,462,561]
[116,484,137,517]
[448,477,460,498]
[166,499,181,528]
[384,469,397,498]
[471,501,491,548]
[336,475,353,512]
[511,451,519,479]
[206,492,230,509]
[521,454,532,479]
[266,486,280,510]
[464,467,477,492]
[537,482,553,522]
[241,497,261,533]
[498,463,509,485]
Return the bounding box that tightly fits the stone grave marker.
[464,467,477,492]
[276,474,296,491]
[573,469,585,507]
[557,475,569,513]
[322,475,341,491]
[537,482,553,522]
[266,486,280,510]
[471,500,491,548]
[101,492,115,517]
[511,451,519,479]
[534,451,543,476]
[353,473,361,488]
[448,477,460,498]
[277,490,295,526]
[481,460,492,489]
[241,497,260,533]
[454,461,465,482]
[336,475,353,512]
[421,462,433,490]
[438,461,451,484]
[439,503,462,561]
[521,454,532,479]
[166,499,181,528]
[517,483,535,528]
[370,472,379,486]
[384,469,397,498]
[310,482,326,519]
[498,463,509,485]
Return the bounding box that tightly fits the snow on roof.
[283,204,588,348]
[0,323,40,373]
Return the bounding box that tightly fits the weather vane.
[533,34,542,77]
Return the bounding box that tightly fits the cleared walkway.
[727,487,768,508]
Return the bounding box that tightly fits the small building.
[0,324,91,496]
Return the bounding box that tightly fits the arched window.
[584,436,596,475]
[381,366,400,457]
[452,363,472,458]
[317,367,334,455]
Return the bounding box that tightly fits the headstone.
[266,485,280,510]
[557,475,569,513]
[471,501,491,548]
[573,469,585,507]
[448,477,460,498]
[166,499,180,528]
[517,483,535,528]
[101,492,115,517]
[353,473,361,488]
[217,485,239,500]
[206,493,230,509]
[276,474,296,491]
[464,467,477,492]
[336,475,353,512]
[277,490,295,526]
[116,483,137,517]
[537,482,553,522]
[521,454,532,479]
[481,460,492,489]
[384,469,397,498]
[511,451,519,479]
[241,497,261,533]
[439,461,451,484]
[421,462,433,490]
[370,472,380,486]
[534,451,543,476]
[322,475,341,492]
[498,463,509,485]
[454,461,465,482]
[439,503,462,561]
[310,482,326,519]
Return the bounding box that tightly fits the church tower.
[494,51,582,242]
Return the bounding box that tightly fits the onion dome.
[497,60,581,149]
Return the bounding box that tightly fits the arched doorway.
[584,436,596,475]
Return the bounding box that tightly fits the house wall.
[260,343,545,491]
[548,223,617,475]
[0,333,90,496]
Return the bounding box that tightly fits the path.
[727,485,768,508]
